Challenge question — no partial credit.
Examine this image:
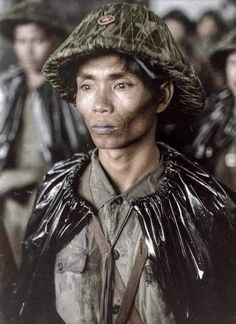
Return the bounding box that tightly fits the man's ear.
[156,81,174,114]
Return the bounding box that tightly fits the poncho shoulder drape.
[4,143,236,324]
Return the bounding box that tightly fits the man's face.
[226,51,236,96]
[164,19,187,44]
[76,54,160,150]
[13,23,57,73]
[197,16,219,41]
[222,2,236,26]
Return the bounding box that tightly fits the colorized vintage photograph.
[0,0,235,323]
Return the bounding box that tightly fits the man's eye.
[114,83,131,90]
[80,84,92,91]
[16,39,26,44]
[33,38,46,44]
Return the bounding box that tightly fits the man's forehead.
[14,22,47,37]
[76,53,129,77]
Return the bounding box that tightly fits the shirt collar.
[90,149,164,210]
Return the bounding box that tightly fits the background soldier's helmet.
[0,1,67,41]
[43,3,205,123]
[210,28,236,72]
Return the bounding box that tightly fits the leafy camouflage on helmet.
[0,1,67,40]
[210,29,236,71]
[43,3,205,122]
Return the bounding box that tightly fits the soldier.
[3,3,236,324]
[185,29,236,192]
[0,1,92,279]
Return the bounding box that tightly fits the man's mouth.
[92,123,117,134]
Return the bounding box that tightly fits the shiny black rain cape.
[184,88,236,173]
[4,143,236,324]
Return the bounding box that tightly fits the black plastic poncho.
[184,88,236,174]
[2,143,236,324]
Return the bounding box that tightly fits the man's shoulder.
[206,88,234,111]
[24,152,91,240]
[0,66,24,102]
[158,143,236,229]
[159,142,232,201]
[161,142,217,179]
[0,65,23,84]
[209,88,232,101]
[42,152,91,187]
[39,152,91,196]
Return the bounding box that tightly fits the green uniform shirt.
[55,150,175,324]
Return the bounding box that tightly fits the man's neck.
[98,140,160,193]
[26,71,45,90]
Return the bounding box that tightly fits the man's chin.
[91,138,125,150]
[22,63,43,73]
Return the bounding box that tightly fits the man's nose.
[24,42,34,55]
[93,88,113,113]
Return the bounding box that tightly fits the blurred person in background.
[158,10,228,152]
[184,29,236,192]
[159,9,199,148]
[163,9,196,62]
[158,8,225,151]
[0,0,17,73]
[194,10,228,93]
[222,0,236,28]
[0,0,92,289]
[195,10,228,59]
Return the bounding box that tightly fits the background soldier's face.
[225,51,236,96]
[75,54,161,150]
[13,23,57,73]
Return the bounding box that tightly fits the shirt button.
[116,196,123,205]
[112,249,120,260]
[112,304,120,314]
[57,262,63,272]
[111,196,123,206]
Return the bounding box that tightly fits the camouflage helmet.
[43,3,205,123]
[210,28,236,72]
[0,1,67,41]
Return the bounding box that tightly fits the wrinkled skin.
[76,54,170,151]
